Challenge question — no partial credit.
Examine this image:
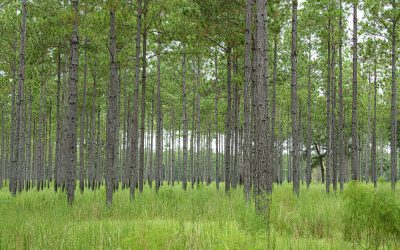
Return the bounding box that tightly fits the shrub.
[343,182,400,248]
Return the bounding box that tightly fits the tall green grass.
[0,182,399,249]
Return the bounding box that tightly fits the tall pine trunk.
[155,40,162,192]
[306,39,312,188]
[371,49,377,188]
[291,0,299,195]
[338,0,345,191]
[139,0,148,193]
[390,4,397,190]
[130,0,142,199]
[66,0,79,204]
[79,47,88,193]
[224,47,232,193]
[243,0,252,200]
[106,7,119,206]
[351,0,359,181]
[214,53,220,190]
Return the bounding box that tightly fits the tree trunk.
[255,0,272,211]
[306,40,312,188]
[291,0,299,195]
[196,58,201,186]
[54,45,62,192]
[130,0,142,199]
[10,0,27,196]
[37,81,45,191]
[26,93,32,190]
[0,109,4,188]
[48,106,53,185]
[181,47,188,190]
[155,39,162,193]
[366,73,371,183]
[190,74,196,189]
[66,0,79,204]
[225,47,232,193]
[171,109,176,186]
[232,59,239,188]
[338,0,345,191]
[79,46,87,193]
[243,0,252,200]
[9,78,16,194]
[371,49,377,188]
[331,39,337,192]
[177,123,181,183]
[214,53,220,190]
[148,88,155,187]
[106,7,119,206]
[326,11,332,193]
[390,6,397,190]
[351,0,359,181]
[139,0,148,193]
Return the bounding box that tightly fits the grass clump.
[0,182,399,249]
[343,182,400,249]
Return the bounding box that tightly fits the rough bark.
[225,47,232,193]
[390,5,397,190]
[54,45,62,192]
[243,0,252,200]
[0,110,4,188]
[148,88,155,187]
[351,0,359,181]
[232,59,239,188]
[10,0,27,196]
[255,0,272,211]
[48,106,52,185]
[155,40,162,193]
[79,47,88,193]
[326,11,332,193]
[338,0,345,191]
[182,47,188,190]
[214,53,220,190]
[130,0,142,199]
[371,49,377,188]
[106,7,119,206]
[291,0,299,195]
[196,59,201,186]
[66,0,79,204]
[171,110,176,186]
[306,40,312,188]
[139,0,148,193]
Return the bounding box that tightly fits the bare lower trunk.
[139,0,148,192]
[54,45,62,192]
[243,0,252,199]
[214,53,220,190]
[371,51,377,188]
[79,47,88,193]
[338,0,345,191]
[351,1,359,181]
[291,0,299,195]
[106,8,119,206]
[306,40,312,188]
[155,40,162,192]
[225,47,232,193]
[390,11,397,190]
[66,0,79,205]
[130,0,142,199]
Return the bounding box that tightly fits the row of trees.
[0,0,398,208]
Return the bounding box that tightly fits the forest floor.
[0,182,399,250]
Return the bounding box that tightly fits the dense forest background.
[0,0,399,206]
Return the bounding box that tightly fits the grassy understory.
[0,182,399,249]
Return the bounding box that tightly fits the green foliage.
[343,182,400,248]
[1,183,399,249]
